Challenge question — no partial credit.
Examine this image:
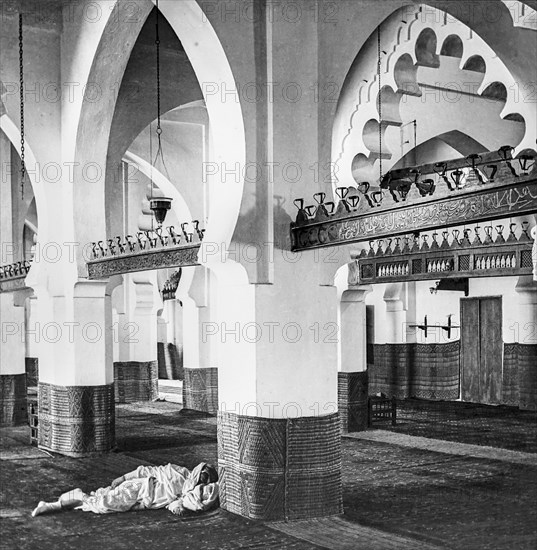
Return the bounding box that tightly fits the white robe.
[77,463,218,514]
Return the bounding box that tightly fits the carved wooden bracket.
[86,224,204,279]
[87,244,200,279]
[290,149,537,251]
[0,261,31,293]
[0,276,28,293]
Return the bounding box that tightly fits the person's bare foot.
[31,501,61,517]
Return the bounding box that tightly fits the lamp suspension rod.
[153,0,170,181]
[377,24,383,182]
[19,13,26,199]
[155,0,162,136]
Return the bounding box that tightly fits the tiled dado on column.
[338,371,368,433]
[0,374,27,427]
[369,342,460,400]
[38,382,115,456]
[503,343,537,410]
[218,411,343,520]
[183,367,218,414]
[114,361,158,404]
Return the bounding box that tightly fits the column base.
[338,371,368,433]
[38,382,115,457]
[504,343,537,410]
[183,367,218,414]
[218,412,343,520]
[114,361,158,403]
[0,374,27,427]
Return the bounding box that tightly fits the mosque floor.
[1,400,536,550]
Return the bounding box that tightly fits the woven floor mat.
[0,446,51,460]
[270,516,444,550]
[345,430,537,466]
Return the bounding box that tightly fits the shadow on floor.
[369,398,537,453]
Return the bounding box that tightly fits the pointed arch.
[69,0,245,274]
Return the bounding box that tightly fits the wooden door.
[460,297,502,404]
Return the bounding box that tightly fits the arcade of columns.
[1,0,536,521]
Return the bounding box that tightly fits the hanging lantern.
[149,0,173,227]
[149,197,172,226]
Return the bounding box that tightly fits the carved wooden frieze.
[349,225,534,285]
[291,148,537,251]
[87,244,200,279]
[292,180,537,250]
[0,260,31,293]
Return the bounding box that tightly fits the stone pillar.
[36,281,115,456]
[114,276,158,403]
[157,312,168,379]
[338,286,371,433]
[157,299,182,380]
[384,283,406,343]
[181,267,218,414]
[25,295,39,389]
[172,299,184,378]
[212,0,343,520]
[0,132,27,426]
[381,285,410,398]
[0,293,27,426]
[405,281,417,343]
[512,277,537,410]
[215,262,343,521]
[182,299,218,414]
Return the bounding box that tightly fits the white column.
[340,286,372,373]
[173,299,183,348]
[111,308,120,362]
[180,267,218,370]
[163,299,176,344]
[118,275,158,363]
[181,296,200,369]
[157,314,167,344]
[25,295,39,358]
[515,276,537,339]
[405,282,417,343]
[0,293,26,376]
[198,304,219,368]
[30,280,112,386]
[384,283,407,343]
[0,131,14,265]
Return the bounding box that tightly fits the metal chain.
[153,0,170,181]
[149,120,153,198]
[155,0,161,134]
[19,14,26,199]
[377,25,383,182]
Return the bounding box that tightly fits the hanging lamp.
[149,0,172,227]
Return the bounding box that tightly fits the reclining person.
[32,462,218,517]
